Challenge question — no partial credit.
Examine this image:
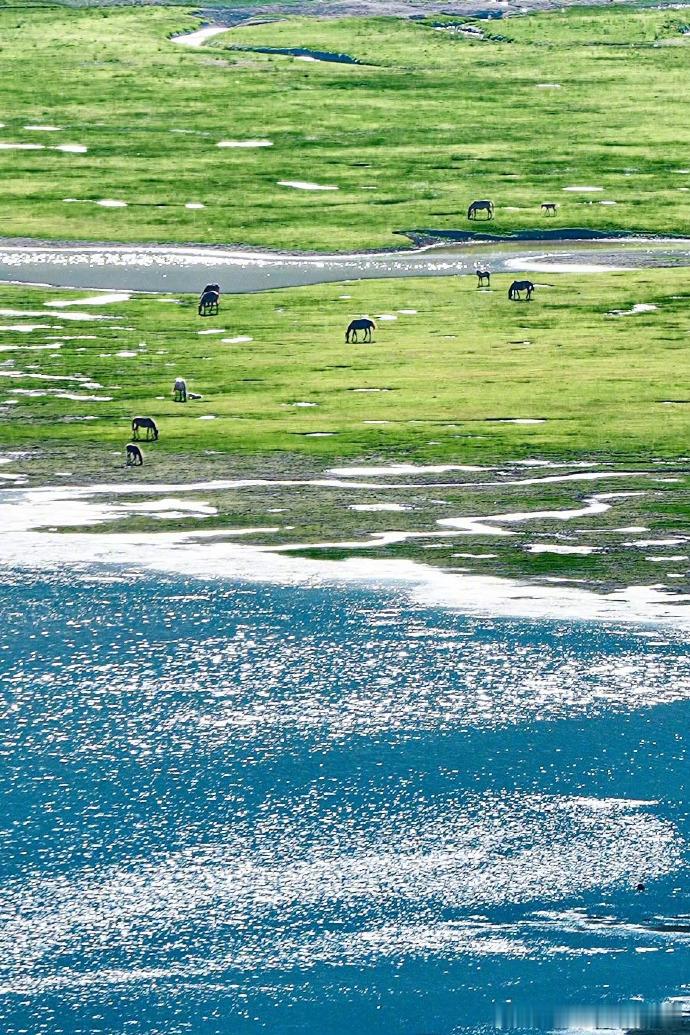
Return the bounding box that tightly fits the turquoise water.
[2,569,689,1034]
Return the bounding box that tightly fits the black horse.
[476,269,491,287]
[198,283,221,316]
[508,280,535,301]
[131,416,159,440]
[346,318,376,343]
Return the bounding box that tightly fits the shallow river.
[2,568,690,1034]
[1,238,690,293]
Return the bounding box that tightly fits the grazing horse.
[131,416,159,440]
[467,199,494,220]
[198,283,220,316]
[346,318,376,343]
[126,443,143,466]
[173,377,187,402]
[508,280,535,301]
[476,269,491,287]
[541,202,557,215]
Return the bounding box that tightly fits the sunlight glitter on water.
[1,570,690,1032]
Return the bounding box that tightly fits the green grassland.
[4,265,690,587]
[0,5,689,250]
[3,268,690,461]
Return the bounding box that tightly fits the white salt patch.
[493,418,545,425]
[217,139,273,148]
[397,309,418,315]
[222,336,253,344]
[45,293,130,307]
[363,420,390,425]
[339,295,352,299]
[198,329,226,335]
[278,180,338,191]
[304,432,334,437]
[376,314,397,321]
[599,200,617,205]
[185,203,205,209]
[349,503,410,512]
[0,143,45,150]
[24,125,61,131]
[527,544,599,555]
[562,186,604,192]
[115,351,137,358]
[0,324,54,332]
[198,415,217,420]
[296,54,318,62]
[290,402,317,407]
[647,555,688,562]
[96,199,127,208]
[536,83,561,88]
[608,304,658,317]
[54,144,87,154]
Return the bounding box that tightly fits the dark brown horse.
[346,318,376,343]
[131,416,159,440]
[508,280,535,301]
[198,284,220,316]
[467,200,494,220]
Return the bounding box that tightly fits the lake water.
[2,567,689,1034]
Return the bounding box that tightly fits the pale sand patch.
[376,314,397,321]
[363,420,390,425]
[290,402,317,407]
[217,139,273,148]
[304,432,334,437]
[222,336,253,344]
[115,351,137,358]
[536,83,561,88]
[197,329,226,335]
[96,199,127,208]
[599,200,617,205]
[172,25,231,47]
[278,180,338,191]
[24,125,61,131]
[562,185,604,192]
[54,144,88,154]
[397,309,418,315]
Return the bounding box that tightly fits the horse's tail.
[467,205,473,219]
[508,287,513,299]
[131,418,137,431]
[152,420,159,439]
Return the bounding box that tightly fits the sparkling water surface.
[2,568,689,1034]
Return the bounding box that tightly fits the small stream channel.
[0,237,688,294]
